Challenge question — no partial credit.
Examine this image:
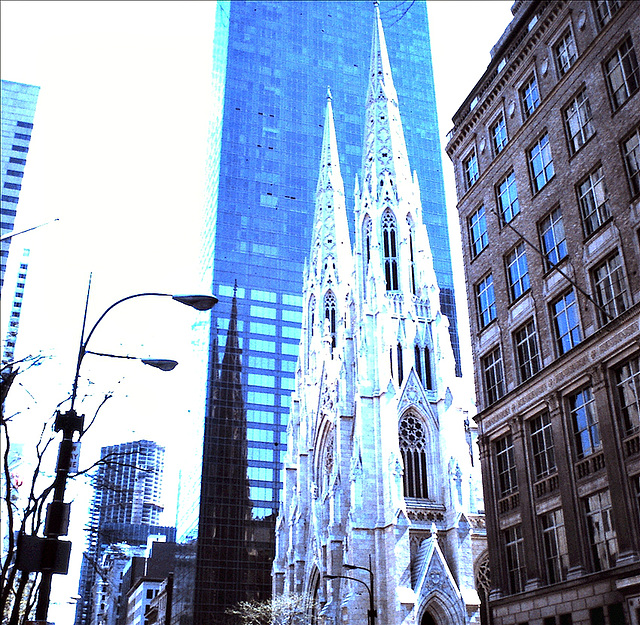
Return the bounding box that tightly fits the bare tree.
[226,594,318,625]
[0,358,119,624]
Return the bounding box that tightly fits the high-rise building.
[182,0,460,551]
[446,1,640,623]
[1,80,39,290]
[74,440,175,625]
[275,6,486,623]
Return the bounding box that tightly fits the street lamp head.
[171,294,218,311]
[141,359,178,371]
[324,574,339,580]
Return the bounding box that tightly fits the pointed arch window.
[407,216,416,295]
[324,291,337,349]
[415,345,433,390]
[308,294,316,355]
[363,215,372,266]
[382,211,399,291]
[397,343,404,386]
[399,413,429,499]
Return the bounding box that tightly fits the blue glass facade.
[191,0,457,528]
[1,80,39,290]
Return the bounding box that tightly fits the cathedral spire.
[362,3,412,189]
[310,90,352,287]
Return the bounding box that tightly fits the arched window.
[308,295,316,356]
[399,413,429,499]
[321,429,335,495]
[324,291,337,349]
[407,216,416,295]
[415,345,433,390]
[363,214,372,266]
[382,211,399,291]
[397,343,404,386]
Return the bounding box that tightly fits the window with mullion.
[540,509,569,583]
[521,74,541,118]
[577,166,610,236]
[551,290,582,354]
[491,114,508,155]
[529,412,556,480]
[506,242,530,301]
[503,525,526,593]
[604,37,639,110]
[514,319,541,382]
[564,89,595,154]
[622,126,640,196]
[495,433,518,497]
[464,150,479,190]
[539,208,568,270]
[483,347,505,406]
[555,29,577,77]
[382,211,399,291]
[592,250,628,324]
[476,274,496,329]
[614,356,640,437]
[469,205,488,257]
[496,171,520,224]
[529,134,555,192]
[593,0,621,29]
[584,490,618,571]
[570,386,601,459]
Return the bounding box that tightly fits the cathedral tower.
[274,6,486,625]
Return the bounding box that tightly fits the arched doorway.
[421,611,437,625]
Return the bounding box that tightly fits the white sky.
[1,1,513,620]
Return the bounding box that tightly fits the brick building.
[445,1,639,624]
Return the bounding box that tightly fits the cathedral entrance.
[421,611,437,625]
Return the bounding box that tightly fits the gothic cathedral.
[273,5,487,624]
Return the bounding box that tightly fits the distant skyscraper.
[75,440,174,625]
[182,0,459,545]
[1,80,39,290]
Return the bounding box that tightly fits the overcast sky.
[1,1,513,619]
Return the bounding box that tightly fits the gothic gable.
[397,368,437,428]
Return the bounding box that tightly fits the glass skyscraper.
[191,0,458,524]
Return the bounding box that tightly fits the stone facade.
[446,1,640,623]
[273,6,486,625]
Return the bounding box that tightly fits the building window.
[554,29,578,76]
[503,525,526,594]
[521,74,541,118]
[529,133,555,192]
[551,290,582,354]
[408,218,416,295]
[540,510,569,585]
[614,356,640,437]
[476,274,496,329]
[399,413,429,499]
[592,250,628,324]
[530,412,556,480]
[491,114,508,154]
[382,211,399,291]
[593,0,621,29]
[514,319,541,382]
[584,490,618,570]
[577,166,611,236]
[570,386,601,459]
[363,214,372,266]
[496,171,520,224]
[469,206,488,257]
[604,37,639,110]
[464,150,479,189]
[539,208,568,270]
[564,89,595,154]
[397,343,404,386]
[324,291,337,349]
[415,345,433,390]
[622,126,640,196]
[495,433,518,497]
[506,242,530,302]
[483,347,505,406]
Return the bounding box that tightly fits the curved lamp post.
[30,285,217,621]
[325,558,377,625]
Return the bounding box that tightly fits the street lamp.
[325,558,377,625]
[25,283,217,622]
